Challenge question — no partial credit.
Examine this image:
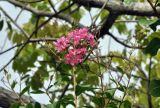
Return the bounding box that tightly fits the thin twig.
[48,0,57,13]
[72,67,77,108]
[107,32,144,49]
[0,7,29,38]
[16,0,43,3]
[91,0,109,26]
[107,54,147,79]
[0,38,57,55]
[147,56,152,108]
[115,20,138,23]
[147,0,160,18]
[118,55,134,108]
[59,83,70,100]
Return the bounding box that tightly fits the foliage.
[1,0,160,108]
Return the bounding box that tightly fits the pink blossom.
[54,28,97,66]
[87,34,96,47]
[65,48,87,66]
[68,28,89,46]
[54,36,69,52]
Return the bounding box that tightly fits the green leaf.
[105,89,116,99]
[106,102,117,108]
[35,102,41,108]
[59,1,68,10]
[60,94,74,107]
[47,104,56,108]
[138,18,156,26]
[100,10,109,20]
[7,21,12,30]
[26,103,33,108]
[92,97,105,107]
[157,2,160,7]
[30,72,44,90]
[21,74,30,81]
[114,22,128,34]
[10,102,21,108]
[118,84,126,92]
[7,74,11,80]
[82,105,94,108]
[11,81,17,89]
[149,79,160,97]
[19,106,25,108]
[30,90,45,94]
[149,19,160,31]
[123,100,131,108]
[0,20,4,31]
[76,85,92,96]
[20,86,30,96]
[116,66,124,74]
[144,38,160,56]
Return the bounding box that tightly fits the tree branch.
[98,12,119,38]
[107,32,144,49]
[0,86,35,108]
[147,0,160,18]
[74,0,160,17]
[16,0,43,3]
[5,0,83,27]
[0,37,57,55]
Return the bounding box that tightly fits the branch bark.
[0,87,35,108]
[4,0,80,26]
[74,0,160,16]
[98,12,119,38]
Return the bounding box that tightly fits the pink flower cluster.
[54,37,69,52]
[65,48,87,66]
[54,28,96,66]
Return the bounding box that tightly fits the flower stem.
[73,67,77,108]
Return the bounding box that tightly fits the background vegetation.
[0,0,160,108]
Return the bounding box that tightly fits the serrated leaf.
[149,79,160,97]
[144,38,160,56]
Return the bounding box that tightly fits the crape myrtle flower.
[54,28,97,66]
